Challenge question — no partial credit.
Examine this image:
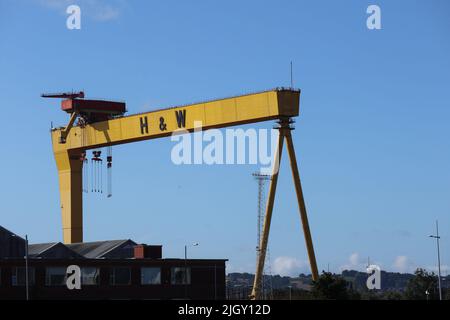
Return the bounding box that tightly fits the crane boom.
[51,88,300,244]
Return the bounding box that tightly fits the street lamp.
[184,242,199,299]
[25,235,29,301]
[429,220,442,301]
[11,233,29,300]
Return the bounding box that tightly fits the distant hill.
[341,270,413,292]
[227,272,309,290]
[227,270,449,293]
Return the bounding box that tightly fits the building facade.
[0,226,226,300]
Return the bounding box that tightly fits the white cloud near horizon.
[340,252,364,272]
[338,252,385,273]
[349,252,359,266]
[272,256,308,277]
[393,255,411,273]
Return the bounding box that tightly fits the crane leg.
[251,129,284,300]
[54,150,83,244]
[285,128,319,281]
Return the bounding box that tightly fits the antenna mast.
[290,61,293,88]
[252,172,273,299]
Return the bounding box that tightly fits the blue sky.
[0,0,449,276]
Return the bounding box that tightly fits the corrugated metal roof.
[67,239,135,259]
[0,225,26,259]
[28,243,58,257]
[0,225,24,240]
[28,242,85,259]
[3,229,138,260]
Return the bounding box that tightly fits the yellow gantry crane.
[47,88,319,299]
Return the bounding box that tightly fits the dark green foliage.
[311,272,360,300]
[404,268,439,300]
[272,288,313,300]
[227,269,448,300]
[342,269,414,292]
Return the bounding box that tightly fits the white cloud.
[349,253,359,266]
[226,262,254,274]
[392,255,415,273]
[393,256,407,271]
[36,0,125,22]
[38,0,73,10]
[338,252,385,272]
[93,4,119,21]
[340,252,365,272]
[272,256,308,277]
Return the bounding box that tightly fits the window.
[110,267,131,285]
[45,267,66,286]
[141,267,161,285]
[82,267,100,286]
[171,267,191,285]
[12,267,35,286]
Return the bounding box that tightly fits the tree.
[383,290,404,300]
[445,288,450,300]
[311,272,360,300]
[404,268,439,300]
[272,288,313,300]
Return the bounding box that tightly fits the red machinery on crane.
[42,91,124,197]
[41,91,126,143]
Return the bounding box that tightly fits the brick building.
[0,226,226,300]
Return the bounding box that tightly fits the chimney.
[134,244,162,259]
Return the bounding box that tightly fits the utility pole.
[25,234,29,301]
[290,61,294,88]
[184,243,198,299]
[429,220,442,300]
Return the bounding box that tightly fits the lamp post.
[11,233,29,300]
[429,220,442,301]
[184,242,199,299]
[214,264,217,301]
[25,234,29,301]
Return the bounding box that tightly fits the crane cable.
[80,121,89,194]
[91,153,95,192]
[98,150,102,193]
[107,146,112,198]
[91,150,102,193]
[79,120,111,197]
[87,149,111,195]
[82,154,88,193]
